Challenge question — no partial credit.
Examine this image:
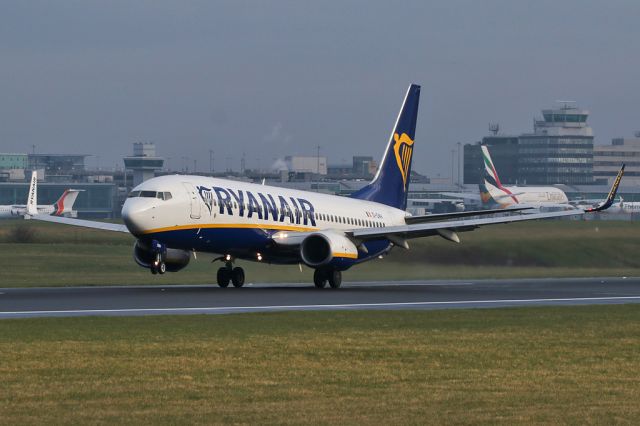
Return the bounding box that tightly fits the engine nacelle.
[300,231,358,268]
[133,240,191,272]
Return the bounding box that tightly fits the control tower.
[534,104,592,137]
[519,103,594,184]
[123,142,164,187]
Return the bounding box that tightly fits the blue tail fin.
[350,84,420,210]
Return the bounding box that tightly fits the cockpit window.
[156,192,173,200]
[128,190,172,200]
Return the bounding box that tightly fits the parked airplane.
[479,145,573,209]
[617,197,640,214]
[30,84,619,288]
[0,171,81,218]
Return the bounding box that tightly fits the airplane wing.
[272,209,581,248]
[348,209,581,243]
[28,214,130,233]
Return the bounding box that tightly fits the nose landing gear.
[150,241,166,275]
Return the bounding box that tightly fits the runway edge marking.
[3,296,640,317]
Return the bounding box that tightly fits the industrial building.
[594,135,640,185]
[284,156,327,175]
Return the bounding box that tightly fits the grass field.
[1,306,639,423]
[1,219,639,286]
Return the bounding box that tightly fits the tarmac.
[1,277,639,318]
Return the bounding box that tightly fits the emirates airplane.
[31,85,617,288]
[480,144,624,211]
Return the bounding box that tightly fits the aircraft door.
[182,183,201,219]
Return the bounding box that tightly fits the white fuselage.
[123,175,407,239]
[0,204,56,219]
[502,185,569,205]
[604,201,640,214]
[483,181,570,209]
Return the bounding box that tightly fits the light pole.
[451,149,455,185]
[457,142,462,186]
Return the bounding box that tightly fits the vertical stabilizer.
[350,84,421,210]
[479,145,518,207]
[52,189,83,216]
[26,171,38,216]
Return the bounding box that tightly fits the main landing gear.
[215,258,245,288]
[313,268,342,289]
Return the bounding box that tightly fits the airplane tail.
[26,171,38,216]
[52,189,82,216]
[479,145,518,208]
[350,84,420,210]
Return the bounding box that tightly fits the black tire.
[328,270,342,289]
[159,262,166,274]
[150,266,158,275]
[313,269,327,288]
[217,267,230,288]
[231,267,245,288]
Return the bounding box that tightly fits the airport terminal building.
[464,104,594,185]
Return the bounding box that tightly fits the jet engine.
[133,240,191,272]
[299,231,358,268]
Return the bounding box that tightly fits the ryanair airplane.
[31,85,618,288]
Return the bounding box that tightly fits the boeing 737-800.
[0,171,81,218]
[31,84,620,288]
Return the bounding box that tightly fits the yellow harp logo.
[393,132,414,187]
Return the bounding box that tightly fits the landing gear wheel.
[151,266,158,275]
[313,269,327,288]
[231,267,245,288]
[158,262,166,274]
[328,270,342,289]
[217,267,230,288]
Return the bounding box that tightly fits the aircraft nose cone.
[122,199,152,235]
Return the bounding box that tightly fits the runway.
[1,277,640,318]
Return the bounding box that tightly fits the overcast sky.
[1,1,639,177]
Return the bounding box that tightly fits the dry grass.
[1,306,640,423]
